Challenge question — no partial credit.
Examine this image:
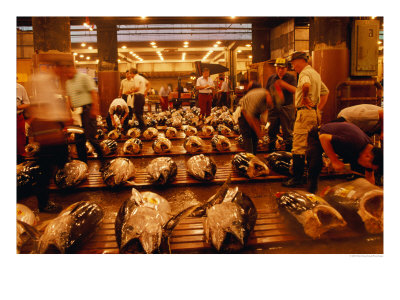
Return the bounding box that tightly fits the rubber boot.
[282,154,305,187]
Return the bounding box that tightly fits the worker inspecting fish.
[106,98,130,133]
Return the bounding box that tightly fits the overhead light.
[216,41,221,45]
[237,50,242,53]
[81,43,86,47]
[73,52,78,56]
[75,60,78,63]
[129,51,133,54]
[182,53,186,61]
[372,16,376,19]
[118,59,121,62]
[378,41,382,44]
[183,45,189,48]
[208,50,214,54]
[152,45,157,48]
[86,56,90,60]
[245,44,251,47]
[96,59,99,63]
[79,54,84,58]
[150,42,156,45]
[88,46,93,50]
[213,44,218,48]
[89,26,93,31]
[141,16,146,19]
[183,41,189,45]
[231,16,236,19]
[248,55,252,59]
[122,45,127,49]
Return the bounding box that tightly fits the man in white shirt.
[196,68,215,117]
[119,70,135,101]
[159,84,171,111]
[106,98,130,132]
[217,74,229,108]
[131,68,150,129]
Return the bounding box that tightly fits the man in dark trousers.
[306,122,383,193]
[265,58,297,152]
[131,68,149,130]
[238,88,273,154]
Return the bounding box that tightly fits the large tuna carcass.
[126,128,141,139]
[232,153,269,178]
[183,136,205,153]
[17,204,40,254]
[123,138,143,155]
[186,154,217,181]
[142,127,159,140]
[211,135,231,152]
[100,139,118,156]
[54,160,89,189]
[165,127,178,139]
[146,157,178,185]
[152,137,172,154]
[101,158,136,187]
[265,151,293,176]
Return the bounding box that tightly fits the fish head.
[248,157,269,178]
[38,214,73,253]
[358,190,384,234]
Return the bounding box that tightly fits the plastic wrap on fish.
[100,139,118,156]
[95,128,105,140]
[187,154,217,181]
[55,160,89,189]
[165,127,178,139]
[152,137,172,154]
[184,125,197,137]
[144,116,157,128]
[127,127,141,139]
[201,125,215,137]
[156,115,167,126]
[86,141,97,157]
[25,142,40,157]
[257,136,269,149]
[142,127,159,140]
[107,129,121,140]
[217,124,232,136]
[17,204,40,254]
[102,158,136,187]
[232,153,270,178]
[236,135,244,148]
[184,136,205,153]
[115,188,198,253]
[323,178,383,234]
[17,161,43,189]
[38,201,104,253]
[123,138,143,155]
[266,151,293,176]
[203,185,257,252]
[232,125,240,135]
[276,190,347,239]
[211,135,231,152]
[146,157,177,185]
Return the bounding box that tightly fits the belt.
[297,106,316,111]
[199,92,212,95]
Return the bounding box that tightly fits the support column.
[32,17,71,53]
[226,43,238,90]
[252,23,271,64]
[309,17,351,123]
[95,21,120,117]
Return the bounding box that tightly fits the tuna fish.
[123,138,143,155]
[142,127,159,140]
[25,142,40,157]
[86,141,97,157]
[211,135,231,152]
[146,157,178,185]
[115,188,199,253]
[184,136,205,153]
[196,177,258,252]
[184,125,197,137]
[165,127,178,139]
[186,154,217,181]
[232,153,270,178]
[276,190,347,239]
[100,139,118,156]
[107,129,121,140]
[95,128,105,140]
[101,158,136,187]
[17,204,40,254]
[322,178,383,234]
[201,125,215,137]
[152,137,172,154]
[126,128,141,139]
[17,161,43,190]
[217,124,232,136]
[38,201,104,253]
[54,160,89,189]
[266,151,293,176]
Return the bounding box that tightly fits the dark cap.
[290,52,308,62]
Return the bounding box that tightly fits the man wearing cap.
[196,68,215,117]
[282,51,329,188]
[265,58,297,152]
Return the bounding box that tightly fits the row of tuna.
[17,176,258,254]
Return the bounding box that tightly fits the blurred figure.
[17,82,30,163]
[106,98,130,132]
[60,62,103,163]
[130,68,150,129]
[196,68,215,117]
[159,84,171,111]
[217,74,229,108]
[28,64,72,213]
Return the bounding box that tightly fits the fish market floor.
[17,154,383,254]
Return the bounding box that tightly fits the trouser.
[76,104,104,163]
[267,104,295,151]
[219,92,229,108]
[160,96,169,111]
[133,93,145,130]
[106,113,129,132]
[17,113,26,158]
[238,114,258,155]
[292,109,319,155]
[121,94,128,101]
[34,143,69,209]
[306,126,324,192]
[198,93,212,117]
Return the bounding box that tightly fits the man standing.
[62,62,104,163]
[131,68,150,130]
[118,70,134,102]
[217,74,229,108]
[196,68,215,117]
[265,58,297,152]
[306,122,383,193]
[238,88,273,154]
[106,98,130,132]
[282,52,329,188]
[159,84,171,111]
[17,82,30,163]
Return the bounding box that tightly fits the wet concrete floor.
[17,149,383,254]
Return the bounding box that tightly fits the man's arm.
[276,79,296,94]
[241,110,262,138]
[319,134,344,171]
[318,82,330,111]
[365,169,375,184]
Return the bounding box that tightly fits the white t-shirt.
[196,76,214,94]
[120,78,135,94]
[109,98,129,115]
[17,83,30,114]
[159,86,170,97]
[295,65,329,107]
[132,74,149,94]
[220,81,229,92]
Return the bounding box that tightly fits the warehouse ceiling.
[17,16,297,66]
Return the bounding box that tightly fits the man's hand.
[330,159,345,172]
[301,96,313,109]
